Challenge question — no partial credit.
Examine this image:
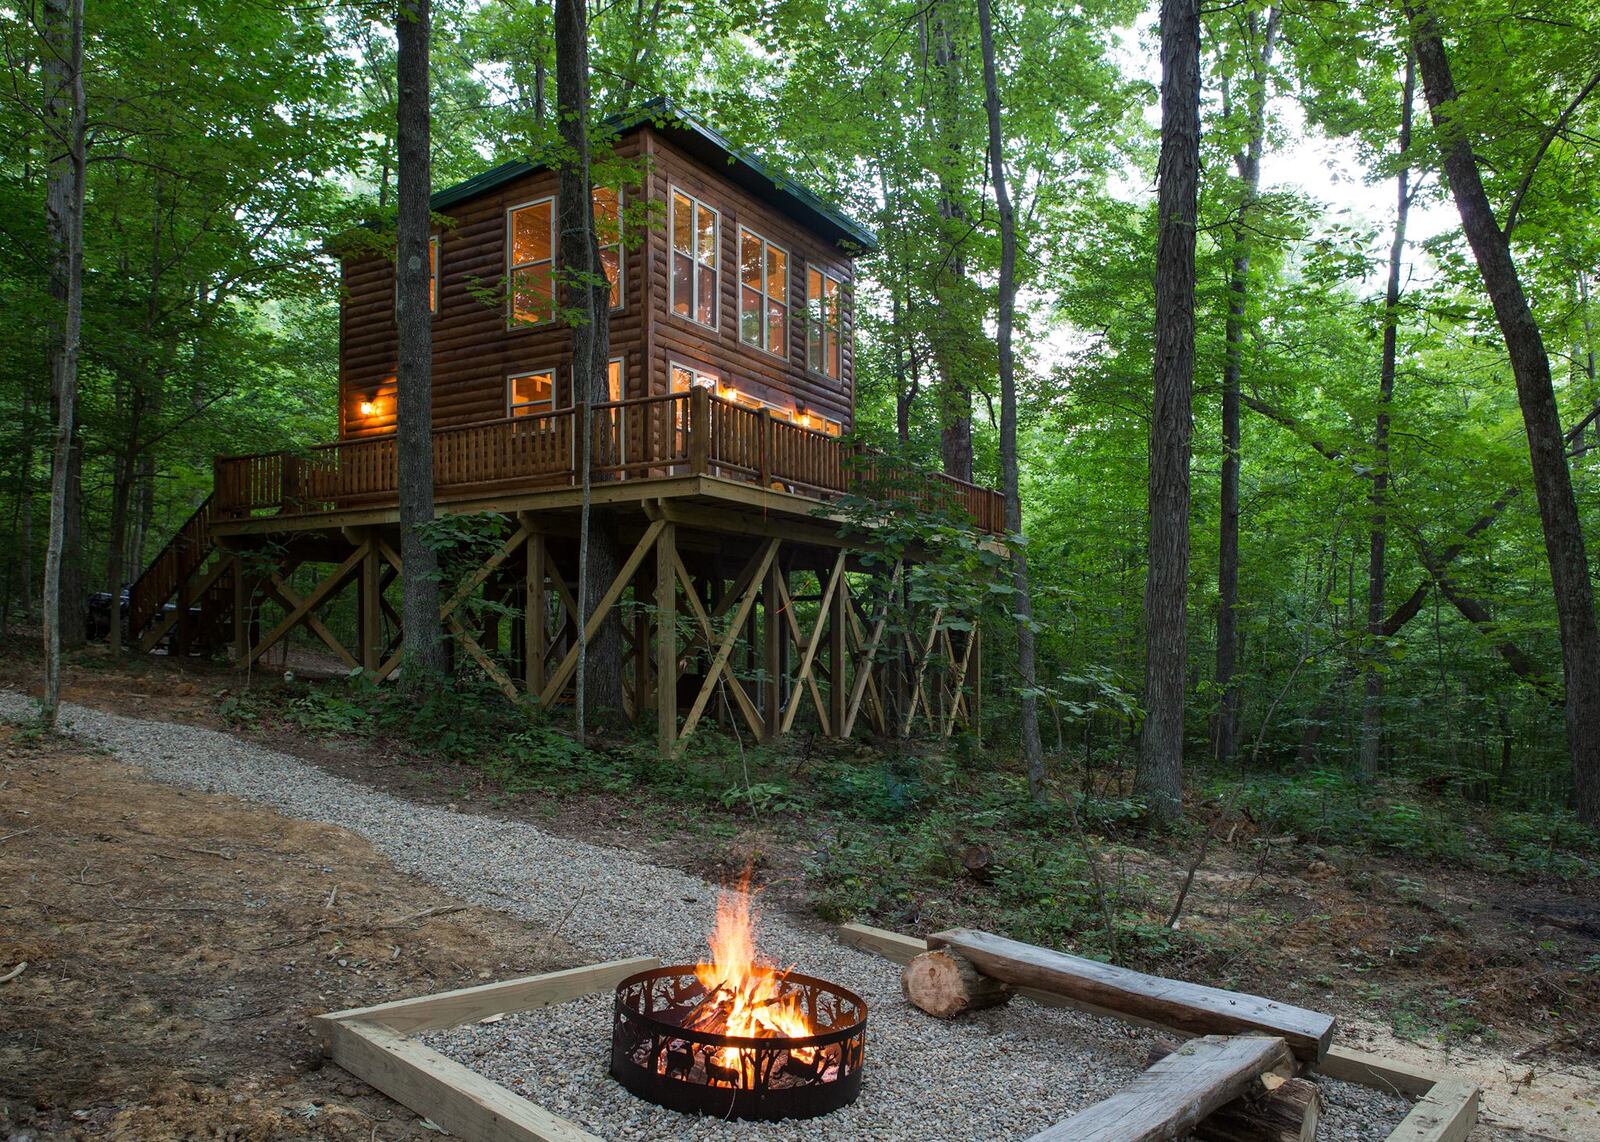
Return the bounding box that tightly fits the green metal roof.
[431,98,879,255]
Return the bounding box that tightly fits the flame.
[684,872,818,1078]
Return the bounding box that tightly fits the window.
[508,368,556,418]
[394,234,441,315]
[670,361,718,393]
[594,187,623,309]
[670,189,718,327]
[807,268,843,379]
[508,198,556,325]
[739,229,788,356]
[608,357,623,402]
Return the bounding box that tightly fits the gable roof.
[430,97,879,255]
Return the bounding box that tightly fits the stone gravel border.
[2,693,1415,1139]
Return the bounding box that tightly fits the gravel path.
[4,693,1416,1140]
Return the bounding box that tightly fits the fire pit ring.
[609,964,868,1121]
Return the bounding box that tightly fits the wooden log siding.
[214,392,1005,534]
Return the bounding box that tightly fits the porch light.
[358,397,379,417]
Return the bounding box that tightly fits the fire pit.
[608,878,868,1121]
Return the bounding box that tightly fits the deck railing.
[213,388,1006,534]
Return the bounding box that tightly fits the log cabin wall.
[338,124,859,441]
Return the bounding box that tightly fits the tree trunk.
[928,0,975,483]
[1408,3,1600,825]
[396,0,448,686]
[1215,8,1279,764]
[40,0,85,728]
[977,0,1045,799]
[555,0,622,726]
[1138,0,1201,821]
[1360,55,1415,779]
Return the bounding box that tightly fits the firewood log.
[902,948,1013,1018]
[1144,1038,1321,1142]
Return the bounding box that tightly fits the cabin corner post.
[655,520,677,755]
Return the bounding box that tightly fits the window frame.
[806,266,846,381]
[593,186,625,312]
[738,227,789,359]
[506,195,558,329]
[668,186,720,331]
[506,366,559,419]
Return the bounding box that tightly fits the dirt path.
[0,726,572,1139]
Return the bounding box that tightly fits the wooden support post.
[678,539,778,744]
[525,529,546,696]
[656,521,677,754]
[360,533,381,672]
[759,408,773,487]
[829,565,847,734]
[763,554,781,741]
[232,554,248,666]
[688,385,710,475]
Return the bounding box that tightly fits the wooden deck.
[212,388,1005,534]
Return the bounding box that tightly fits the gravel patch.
[6,693,1417,1139]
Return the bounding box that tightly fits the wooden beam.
[672,550,763,739]
[780,551,846,734]
[927,929,1335,1063]
[678,539,779,744]
[656,521,677,754]
[442,523,530,622]
[1314,1045,1445,1098]
[829,564,847,734]
[525,528,547,695]
[447,614,521,702]
[265,571,360,670]
[321,1018,599,1142]
[900,606,944,736]
[841,563,900,737]
[941,626,977,738]
[539,520,665,706]
[775,573,831,735]
[360,535,381,672]
[319,958,658,1034]
[1026,1035,1294,1142]
[764,556,781,740]
[1386,1081,1479,1142]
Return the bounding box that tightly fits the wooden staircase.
[126,494,234,655]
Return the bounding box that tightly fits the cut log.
[1028,1035,1294,1142]
[902,948,1013,1018]
[928,928,1335,1062]
[1145,1039,1320,1142]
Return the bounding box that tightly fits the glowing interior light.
[358,399,378,417]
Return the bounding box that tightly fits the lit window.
[508,198,556,325]
[740,229,788,357]
[508,369,555,417]
[670,189,718,328]
[608,357,623,402]
[807,268,844,380]
[594,187,623,309]
[670,362,718,392]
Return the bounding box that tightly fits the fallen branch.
[375,904,467,928]
[0,961,26,984]
[0,826,39,844]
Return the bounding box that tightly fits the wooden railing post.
[688,385,710,475]
[759,408,773,488]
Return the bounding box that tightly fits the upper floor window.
[739,229,788,357]
[509,368,555,417]
[807,268,843,379]
[594,187,623,309]
[508,197,556,325]
[670,189,718,328]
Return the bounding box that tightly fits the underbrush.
[1213,768,1600,881]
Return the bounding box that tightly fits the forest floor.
[2,643,1598,1140]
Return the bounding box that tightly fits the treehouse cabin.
[125,101,1002,751]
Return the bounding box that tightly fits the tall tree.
[1213,6,1278,764]
[396,0,448,685]
[1138,0,1201,821]
[39,0,85,729]
[1407,3,1600,825]
[977,0,1044,799]
[1360,53,1415,778]
[555,0,622,725]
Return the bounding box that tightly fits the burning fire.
[682,874,818,1077]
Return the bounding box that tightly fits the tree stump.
[902,948,1012,1018]
[1144,1039,1322,1142]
